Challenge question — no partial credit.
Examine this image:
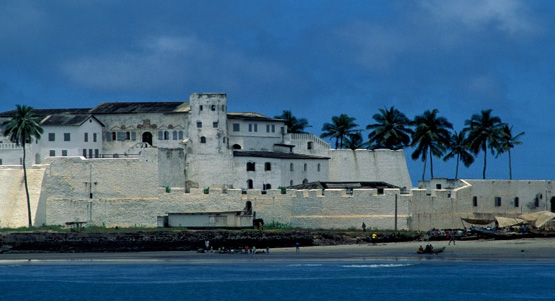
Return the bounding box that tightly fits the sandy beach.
[0,237,553,263]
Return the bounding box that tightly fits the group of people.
[418,244,435,253]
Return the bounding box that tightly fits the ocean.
[1,258,554,300]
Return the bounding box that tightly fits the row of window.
[245,179,309,189]
[47,149,99,158]
[246,162,322,172]
[199,104,225,112]
[105,131,185,142]
[197,122,218,129]
[232,123,285,134]
[472,196,540,208]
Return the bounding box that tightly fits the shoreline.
[1,237,554,263]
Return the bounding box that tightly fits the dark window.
[93,133,97,142]
[83,149,87,158]
[307,141,313,150]
[0,159,2,165]
[126,132,130,140]
[473,196,478,207]
[84,133,88,142]
[304,163,307,172]
[266,183,272,189]
[211,105,216,111]
[495,197,502,207]
[213,122,218,128]
[158,131,163,140]
[248,124,252,132]
[247,162,256,171]
[197,122,202,128]
[173,131,177,140]
[290,163,294,171]
[200,105,203,111]
[131,132,136,141]
[290,180,293,186]
[178,131,183,139]
[164,131,169,140]
[117,132,125,141]
[535,196,540,208]
[232,144,241,149]
[247,179,253,189]
[200,136,206,143]
[377,188,384,195]
[266,124,270,132]
[48,133,55,141]
[317,163,321,172]
[94,149,99,158]
[303,179,308,184]
[436,184,442,189]
[112,132,116,141]
[281,127,285,134]
[62,150,67,156]
[64,133,70,141]
[233,124,240,132]
[254,124,258,132]
[49,150,55,156]
[272,125,275,133]
[265,162,271,171]
[514,197,519,207]
[89,149,93,158]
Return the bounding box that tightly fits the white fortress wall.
[291,188,410,230]
[289,133,330,157]
[328,149,412,189]
[0,165,48,227]
[408,179,555,231]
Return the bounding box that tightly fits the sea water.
[1,259,554,300]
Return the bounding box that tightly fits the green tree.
[3,105,44,227]
[274,110,311,133]
[496,125,525,180]
[463,109,505,179]
[410,109,453,181]
[343,132,368,150]
[443,131,475,179]
[320,114,359,149]
[366,106,413,150]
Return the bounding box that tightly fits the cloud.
[420,0,539,37]
[60,35,290,93]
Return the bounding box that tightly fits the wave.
[341,263,413,268]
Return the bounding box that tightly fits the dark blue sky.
[1,0,554,184]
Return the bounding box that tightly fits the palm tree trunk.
[508,149,512,180]
[22,140,32,227]
[483,148,487,179]
[421,156,427,182]
[429,148,434,179]
[455,154,460,179]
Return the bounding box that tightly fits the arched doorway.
[245,201,252,215]
[232,144,241,150]
[551,197,555,213]
[142,132,153,145]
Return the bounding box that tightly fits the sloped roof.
[227,112,284,122]
[0,108,91,118]
[90,102,190,114]
[289,181,399,190]
[233,150,329,160]
[40,114,104,127]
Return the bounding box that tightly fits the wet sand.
[0,238,553,263]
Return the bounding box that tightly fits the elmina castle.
[1,93,554,230]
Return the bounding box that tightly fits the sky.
[1,0,554,185]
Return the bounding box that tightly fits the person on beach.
[448,231,456,245]
[205,240,210,251]
[296,242,300,252]
[371,233,377,244]
[362,222,366,232]
[266,246,270,254]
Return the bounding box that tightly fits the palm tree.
[3,105,43,227]
[366,106,413,150]
[463,109,505,179]
[496,125,525,180]
[443,131,475,179]
[410,109,453,181]
[274,110,311,133]
[320,114,359,149]
[343,132,368,150]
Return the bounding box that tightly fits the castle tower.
[185,93,234,189]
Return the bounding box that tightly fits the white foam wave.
[341,263,413,268]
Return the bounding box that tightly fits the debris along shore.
[0,230,417,253]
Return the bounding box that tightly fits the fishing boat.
[417,246,445,254]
